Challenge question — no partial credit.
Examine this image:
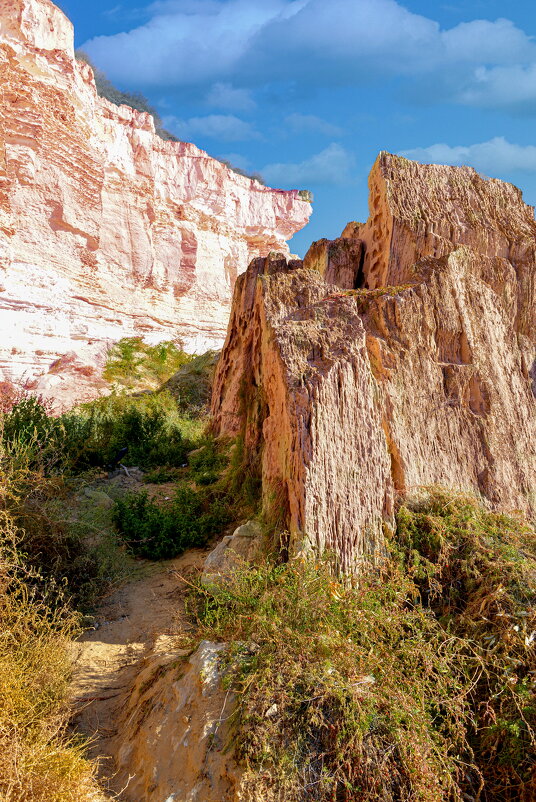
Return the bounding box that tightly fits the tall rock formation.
[0,0,311,399]
[212,153,536,571]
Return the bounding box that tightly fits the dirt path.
[70,546,211,796]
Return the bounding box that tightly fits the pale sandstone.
[112,639,242,802]
[0,0,311,405]
[212,155,536,571]
[303,235,363,289]
[201,520,264,589]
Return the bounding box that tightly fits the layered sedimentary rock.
[0,0,311,396]
[212,153,536,571]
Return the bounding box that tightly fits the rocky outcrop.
[212,153,536,572]
[201,520,264,589]
[0,0,311,399]
[112,639,242,802]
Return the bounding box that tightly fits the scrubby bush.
[1,391,202,474]
[188,438,229,485]
[0,512,99,799]
[103,337,193,390]
[75,51,178,142]
[113,485,231,560]
[395,488,536,800]
[163,350,219,413]
[63,393,190,471]
[192,489,536,802]
[2,396,65,472]
[0,430,128,612]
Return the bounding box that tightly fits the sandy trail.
[70,546,210,796]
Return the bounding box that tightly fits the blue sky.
[56,0,536,256]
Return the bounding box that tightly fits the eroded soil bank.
[70,546,210,798]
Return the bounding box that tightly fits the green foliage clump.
[195,558,470,802]
[2,396,65,472]
[63,392,191,471]
[163,350,220,413]
[395,488,536,800]
[191,489,536,802]
[103,337,194,390]
[188,438,229,485]
[1,391,202,474]
[113,484,231,560]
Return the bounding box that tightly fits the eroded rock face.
[201,520,264,590]
[112,639,243,802]
[0,0,311,401]
[212,154,536,571]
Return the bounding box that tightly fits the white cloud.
[454,64,536,111]
[400,137,536,174]
[163,113,259,141]
[441,18,535,65]
[285,113,343,137]
[83,0,536,111]
[262,143,355,187]
[206,82,256,112]
[85,0,289,87]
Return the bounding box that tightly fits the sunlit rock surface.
[212,154,536,571]
[0,0,311,403]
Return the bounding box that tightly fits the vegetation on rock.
[103,337,194,391]
[75,53,268,185]
[193,489,535,802]
[75,50,178,142]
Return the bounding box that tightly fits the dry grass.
[0,514,102,801]
[0,411,105,801]
[193,488,536,801]
[195,558,471,801]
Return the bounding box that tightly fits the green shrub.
[1,391,192,474]
[103,337,193,389]
[195,557,471,802]
[60,392,196,472]
[2,396,65,472]
[113,485,231,560]
[0,421,129,612]
[163,350,219,413]
[188,438,229,484]
[394,488,536,800]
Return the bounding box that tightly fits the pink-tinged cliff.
[0,0,311,403]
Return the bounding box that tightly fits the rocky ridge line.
[212,152,536,571]
[0,0,311,407]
